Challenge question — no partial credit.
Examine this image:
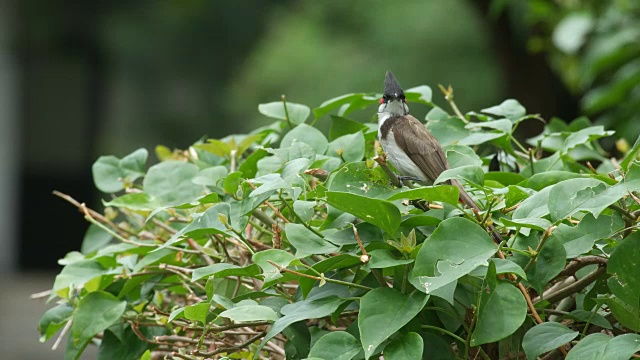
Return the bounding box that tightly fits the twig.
[278,193,323,237]
[438,84,467,123]
[266,260,373,291]
[53,190,136,238]
[247,181,290,223]
[352,224,368,258]
[523,225,556,273]
[51,320,72,350]
[191,331,266,357]
[421,324,466,343]
[374,155,401,188]
[30,289,52,299]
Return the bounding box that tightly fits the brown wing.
[392,115,449,183]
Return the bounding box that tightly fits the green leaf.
[443,144,483,168]
[384,332,423,360]
[92,148,148,193]
[258,101,310,125]
[162,203,232,248]
[254,296,344,359]
[512,186,552,220]
[481,99,526,122]
[472,258,527,279]
[386,185,459,206]
[223,171,244,194]
[183,302,210,324]
[620,134,640,171]
[191,263,261,281]
[98,325,157,360]
[426,117,470,145]
[38,304,73,342]
[81,224,113,254]
[435,165,484,187]
[501,217,552,231]
[285,223,339,258]
[308,331,360,360]
[71,291,127,346]
[252,249,296,283]
[526,171,586,191]
[192,166,228,186]
[329,115,368,141]
[298,254,362,298]
[522,322,579,360]
[601,334,640,360]
[325,191,401,235]
[607,231,640,331]
[143,161,203,206]
[239,148,269,178]
[405,85,433,104]
[562,126,614,154]
[364,249,414,269]
[565,333,620,360]
[358,288,428,359]
[484,172,526,186]
[293,200,316,222]
[281,124,329,154]
[412,217,497,293]
[552,214,615,258]
[565,310,612,330]
[325,161,392,198]
[220,305,279,322]
[103,192,159,212]
[526,237,566,294]
[548,178,625,221]
[471,282,527,346]
[195,139,232,157]
[552,13,593,54]
[53,259,108,295]
[327,132,365,162]
[249,173,291,198]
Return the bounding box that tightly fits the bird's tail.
[452,179,503,244]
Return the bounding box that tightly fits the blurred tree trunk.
[470,0,579,138]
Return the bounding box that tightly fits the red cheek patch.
[379,98,385,104]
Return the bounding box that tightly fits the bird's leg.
[397,175,422,182]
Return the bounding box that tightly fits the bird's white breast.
[378,113,428,182]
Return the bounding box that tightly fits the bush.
[39,86,640,360]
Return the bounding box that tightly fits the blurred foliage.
[40,81,640,359]
[226,0,503,130]
[515,0,640,139]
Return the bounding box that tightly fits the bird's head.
[378,70,409,115]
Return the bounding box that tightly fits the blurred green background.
[12,0,640,268]
[3,0,638,358]
[13,0,640,270]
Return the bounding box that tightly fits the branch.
[556,256,608,278]
[191,331,266,357]
[539,265,607,304]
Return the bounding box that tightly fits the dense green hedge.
[39,86,640,359]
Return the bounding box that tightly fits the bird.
[377,70,502,242]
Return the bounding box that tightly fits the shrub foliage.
[39,86,640,359]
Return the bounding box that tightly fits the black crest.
[384,71,405,99]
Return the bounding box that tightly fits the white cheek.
[378,102,386,113]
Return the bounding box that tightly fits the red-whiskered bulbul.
[377,71,502,242]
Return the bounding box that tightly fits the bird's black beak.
[384,71,405,100]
